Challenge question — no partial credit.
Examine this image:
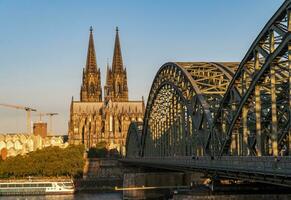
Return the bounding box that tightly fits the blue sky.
[0,0,284,134]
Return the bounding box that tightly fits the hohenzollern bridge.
[123,0,291,188]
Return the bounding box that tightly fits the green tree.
[0,145,85,178]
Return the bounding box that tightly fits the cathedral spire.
[104,27,128,102]
[112,26,123,73]
[86,26,97,72]
[80,26,102,102]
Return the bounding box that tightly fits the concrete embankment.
[75,178,122,192]
[75,158,134,192]
[75,158,210,199]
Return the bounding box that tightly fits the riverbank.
[78,158,138,192]
[75,177,122,192]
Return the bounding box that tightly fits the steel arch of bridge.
[214,0,291,157]
[125,122,143,158]
[126,0,291,160]
[140,62,238,157]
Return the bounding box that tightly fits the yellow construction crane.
[0,103,37,134]
[36,112,58,134]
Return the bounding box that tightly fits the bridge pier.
[122,172,205,199]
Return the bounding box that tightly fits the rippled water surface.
[0,193,122,200]
[1,193,291,200]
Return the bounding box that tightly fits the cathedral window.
[118,118,122,132]
[116,83,122,94]
[90,83,95,94]
[101,120,105,134]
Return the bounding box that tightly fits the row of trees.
[87,141,121,158]
[0,145,85,178]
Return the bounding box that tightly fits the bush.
[87,147,108,158]
[109,148,121,158]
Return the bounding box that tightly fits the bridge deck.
[122,156,291,187]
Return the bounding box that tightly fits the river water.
[0,193,123,200]
[0,193,291,200]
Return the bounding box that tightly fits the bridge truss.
[124,0,291,187]
[141,62,238,157]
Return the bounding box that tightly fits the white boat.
[0,180,75,195]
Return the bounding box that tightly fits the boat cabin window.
[23,184,31,187]
[38,183,52,187]
[9,184,16,187]
[64,182,73,186]
[0,184,7,188]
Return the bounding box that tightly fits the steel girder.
[214,0,291,157]
[126,0,291,160]
[125,122,143,158]
[138,62,238,158]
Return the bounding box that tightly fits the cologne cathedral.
[68,27,144,155]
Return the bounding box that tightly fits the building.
[68,27,144,155]
[33,122,47,138]
[0,133,68,159]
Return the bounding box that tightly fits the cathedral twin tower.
[81,26,128,102]
[69,27,144,154]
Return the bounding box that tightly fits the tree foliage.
[87,147,108,158]
[0,145,85,178]
[87,141,121,158]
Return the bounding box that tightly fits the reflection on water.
[173,194,291,200]
[1,193,291,200]
[0,193,122,200]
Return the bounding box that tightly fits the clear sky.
[0,0,284,134]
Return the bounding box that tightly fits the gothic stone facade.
[68,27,144,155]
